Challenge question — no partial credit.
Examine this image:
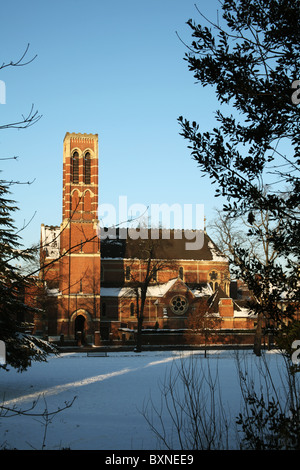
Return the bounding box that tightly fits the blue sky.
[0,0,226,250]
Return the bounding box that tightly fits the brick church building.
[38,132,258,347]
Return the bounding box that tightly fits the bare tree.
[210,206,283,356]
[123,234,178,352]
[184,298,222,357]
[0,44,41,131]
[235,350,300,450]
[0,395,76,450]
[142,353,230,449]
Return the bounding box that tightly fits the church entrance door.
[75,314,86,343]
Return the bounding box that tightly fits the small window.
[152,267,157,281]
[84,152,91,184]
[72,151,79,184]
[179,267,184,280]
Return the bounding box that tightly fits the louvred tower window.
[84,152,91,184]
[72,151,79,184]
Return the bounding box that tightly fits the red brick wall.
[102,258,230,290]
[219,298,234,317]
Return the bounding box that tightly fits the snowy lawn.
[0,349,287,450]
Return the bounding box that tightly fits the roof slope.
[100,228,227,262]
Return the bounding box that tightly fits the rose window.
[170,296,188,315]
[209,271,218,281]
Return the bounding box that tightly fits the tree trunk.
[253,312,263,356]
[135,315,143,352]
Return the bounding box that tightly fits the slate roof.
[100,228,227,262]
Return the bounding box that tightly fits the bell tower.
[62,132,99,222]
[58,132,101,341]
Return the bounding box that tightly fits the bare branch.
[0,43,37,71]
[0,104,42,130]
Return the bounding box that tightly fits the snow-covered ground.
[0,349,287,450]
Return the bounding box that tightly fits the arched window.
[125,266,131,281]
[101,302,106,316]
[72,151,79,184]
[209,271,219,292]
[130,302,135,316]
[223,272,230,296]
[84,152,91,184]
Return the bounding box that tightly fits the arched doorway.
[75,314,86,343]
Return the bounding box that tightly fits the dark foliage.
[178,0,300,328]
